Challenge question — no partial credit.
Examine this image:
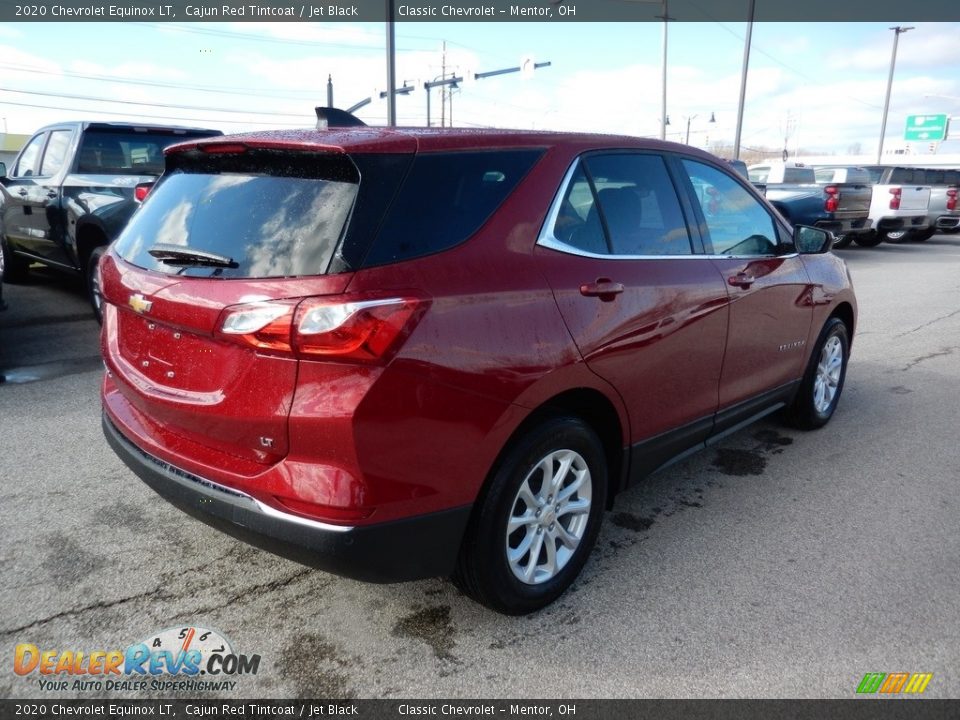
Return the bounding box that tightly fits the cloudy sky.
[1,20,959,156]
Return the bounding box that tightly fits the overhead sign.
[904,114,949,142]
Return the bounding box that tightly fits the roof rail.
[314,107,368,130]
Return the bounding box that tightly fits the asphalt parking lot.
[1,237,958,699]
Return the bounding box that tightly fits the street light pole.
[877,25,914,164]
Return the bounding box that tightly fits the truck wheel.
[831,233,852,249]
[86,246,106,324]
[882,230,910,243]
[853,231,883,247]
[1,237,31,283]
[785,317,849,430]
[453,416,607,615]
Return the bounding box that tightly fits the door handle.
[580,278,625,301]
[46,191,58,199]
[728,272,756,288]
[17,189,28,196]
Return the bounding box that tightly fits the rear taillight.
[824,185,840,213]
[218,300,298,353]
[134,183,154,202]
[294,297,423,362]
[889,187,902,210]
[216,296,425,363]
[947,188,958,211]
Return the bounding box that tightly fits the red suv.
[100,127,856,614]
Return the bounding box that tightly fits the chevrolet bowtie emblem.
[128,293,153,314]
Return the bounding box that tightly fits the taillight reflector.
[824,185,840,213]
[134,183,153,202]
[947,188,958,211]
[889,187,902,210]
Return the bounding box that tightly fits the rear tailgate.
[898,186,931,212]
[832,183,872,219]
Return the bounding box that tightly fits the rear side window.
[361,150,543,267]
[114,166,358,279]
[77,131,212,175]
[783,167,815,183]
[583,154,692,256]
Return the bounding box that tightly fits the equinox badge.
[128,294,153,314]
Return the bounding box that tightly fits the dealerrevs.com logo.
[14,626,261,693]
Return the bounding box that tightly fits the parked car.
[854,166,932,245]
[101,125,857,614]
[0,121,222,320]
[748,162,872,248]
[867,167,959,241]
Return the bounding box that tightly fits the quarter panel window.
[683,159,779,256]
[550,164,607,254]
[583,153,693,256]
[13,133,46,178]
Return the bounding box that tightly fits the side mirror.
[0,161,6,178]
[794,225,832,254]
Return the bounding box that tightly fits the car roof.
[166,126,720,159]
[33,120,222,135]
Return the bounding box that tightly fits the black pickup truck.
[0,121,221,319]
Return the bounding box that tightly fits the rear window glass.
[361,149,543,267]
[77,131,214,175]
[114,171,357,279]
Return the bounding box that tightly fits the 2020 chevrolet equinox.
[101,125,855,614]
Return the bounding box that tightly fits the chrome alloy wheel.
[813,335,843,414]
[506,449,592,585]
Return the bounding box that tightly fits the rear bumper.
[103,412,471,583]
[815,217,872,234]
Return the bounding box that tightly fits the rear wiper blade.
[148,243,237,268]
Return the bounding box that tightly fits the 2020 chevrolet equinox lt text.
[100,126,856,614]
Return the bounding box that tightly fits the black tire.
[785,317,850,430]
[1,236,31,283]
[831,233,852,249]
[853,231,883,247]
[912,228,935,242]
[453,416,608,615]
[86,246,106,324]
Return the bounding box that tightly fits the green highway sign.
[904,114,949,142]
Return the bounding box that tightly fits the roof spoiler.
[315,107,367,130]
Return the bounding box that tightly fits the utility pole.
[441,41,447,128]
[656,0,670,140]
[733,0,755,160]
[385,0,397,126]
[877,26,914,163]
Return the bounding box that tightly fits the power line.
[0,62,321,98]
[0,99,305,127]
[0,87,311,118]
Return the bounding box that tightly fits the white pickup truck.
[857,166,932,246]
